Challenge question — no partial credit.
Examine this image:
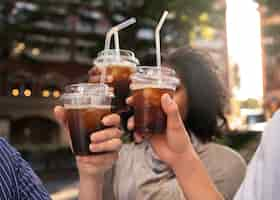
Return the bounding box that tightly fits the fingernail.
[102,117,109,125]
[90,137,96,143]
[163,94,172,105]
[90,144,100,153]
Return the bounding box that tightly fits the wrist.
[79,172,104,200]
[170,149,223,200]
[171,147,199,174]
[79,173,105,185]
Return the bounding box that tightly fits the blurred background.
[0,0,279,199]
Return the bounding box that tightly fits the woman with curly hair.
[55,47,246,200]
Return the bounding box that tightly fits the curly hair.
[165,47,228,143]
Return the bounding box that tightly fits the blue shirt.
[0,138,50,200]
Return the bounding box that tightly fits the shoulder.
[0,139,19,196]
[203,142,246,176]
[208,143,246,166]
[0,138,15,153]
[201,143,247,199]
[0,138,18,162]
[0,138,25,168]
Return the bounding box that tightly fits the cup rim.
[130,66,180,88]
[63,83,114,97]
[97,49,135,57]
[93,49,139,66]
[136,66,176,74]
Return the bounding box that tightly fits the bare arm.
[172,149,224,200]
[54,106,121,200]
[79,174,104,200]
[148,94,224,200]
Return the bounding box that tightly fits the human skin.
[84,67,223,200]
[54,107,122,200]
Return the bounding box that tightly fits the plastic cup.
[93,49,139,113]
[61,83,113,156]
[130,67,180,135]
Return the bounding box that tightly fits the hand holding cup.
[126,94,194,168]
[54,106,122,178]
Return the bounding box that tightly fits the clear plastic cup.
[130,67,180,135]
[93,49,139,113]
[61,83,113,156]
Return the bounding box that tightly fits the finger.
[127,116,135,131]
[102,114,120,127]
[126,96,134,106]
[90,128,122,143]
[161,93,185,132]
[54,106,67,124]
[90,138,122,153]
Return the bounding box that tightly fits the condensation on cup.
[61,83,113,156]
[93,49,139,113]
[131,67,180,135]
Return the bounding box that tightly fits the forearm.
[79,174,104,200]
[173,149,224,200]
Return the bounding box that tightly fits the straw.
[101,18,136,83]
[104,18,136,50]
[114,31,120,59]
[155,11,169,69]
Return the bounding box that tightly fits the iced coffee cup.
[93,49,139,113]
[131,67,180,135]
[61,83,113,156]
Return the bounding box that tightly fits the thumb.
[161,93,185,133]
[161,93,191,154]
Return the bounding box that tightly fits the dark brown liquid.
[106,65,135,113]
[66,106,111,155]
[133,87,174,135]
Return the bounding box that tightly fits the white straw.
[155,11,168,68]
[114,31,120,59]
[102,18,136,84]
[105,18,136,50]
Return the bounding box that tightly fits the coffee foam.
[64,104,111,110]
[130,83,175,91]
